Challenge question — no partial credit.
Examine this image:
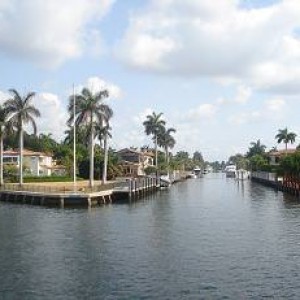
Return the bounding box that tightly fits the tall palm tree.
[96,123,112,184]
[157,127,176,163]
[5,89,40,185]
[275,128,297,155]
[143,112,166,168]
[68,87,111,187]
[0,105,12,185]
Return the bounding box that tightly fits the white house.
[3,149,65,176]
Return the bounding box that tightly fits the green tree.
[5,89,40,185]
[246,139,266,158]
[275,127,297,155]
[249,154,268,171]
[0,105,13,185]
[157,127,176,163]
[280,151,300,175]
[68,87,111,187]
[143,112,166,168]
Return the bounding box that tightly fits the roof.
[268,149,297,157]
[3,149,53,157]
[117,148,154,157]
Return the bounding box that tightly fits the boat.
[187,172,197,179]
[225,165,236,178]
[160,175,172,188]
[202,166,212,174]
[193,166,201,176]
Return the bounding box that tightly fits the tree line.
[228,127,300,174]
[0,91,208,185]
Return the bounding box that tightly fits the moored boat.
[225,165,236,178]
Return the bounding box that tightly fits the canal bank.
[0,174,190,207]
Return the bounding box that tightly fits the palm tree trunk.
[19,122,23,186]
[102,133,108,184]
[0,134,3,186]
[89,121,94,188]
[285,142,288,156]
[165,146,169,178]
[155,135,158,168]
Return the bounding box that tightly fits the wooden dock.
[0,177,159,208]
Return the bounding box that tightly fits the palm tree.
[0,105,12,185]
[95,123,112,184]
[246,139,266,158]
[275,128,297,155]
[143,112,166,168]
[68,87,111,187]
[64,125,89,147]
[157,127,176,163]
[5,89,40,185]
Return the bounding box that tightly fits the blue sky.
[0,0,299,161]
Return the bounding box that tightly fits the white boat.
[193,166,201,176]
[187,172,197,179]
[160,175,172,187]
[225,165,236,178]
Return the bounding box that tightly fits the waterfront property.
[268,148,297,166]
[3,149,66,177]
[0,177,160,207]
[117,148,155,177]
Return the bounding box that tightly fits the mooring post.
[87,197,92,207]
[128,179,132,200]
[60,197,65,208]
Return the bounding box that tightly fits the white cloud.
[217,85,252,105]
[0,0,115,67]
[0,91,9,103]
[117,0,300,94]
[228,97,287,125]
[265,98,286,112]
[133,108,155,125]
[228,111,261,125]
[186,103,217,120]
[75,76,122,100]
[32,93,68,140]
[234,85,252,104]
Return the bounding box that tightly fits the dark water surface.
[1,173,300,299]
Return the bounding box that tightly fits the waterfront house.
[268,149,297,166]
[117,148,154,177]
[3,149,66,176]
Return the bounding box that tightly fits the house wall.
[269,156,280,166]
[3,154,53,176]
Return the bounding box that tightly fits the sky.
[0,0,300,161]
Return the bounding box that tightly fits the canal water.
[1,173,300,299]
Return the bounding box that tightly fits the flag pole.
[73,84,77,192]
